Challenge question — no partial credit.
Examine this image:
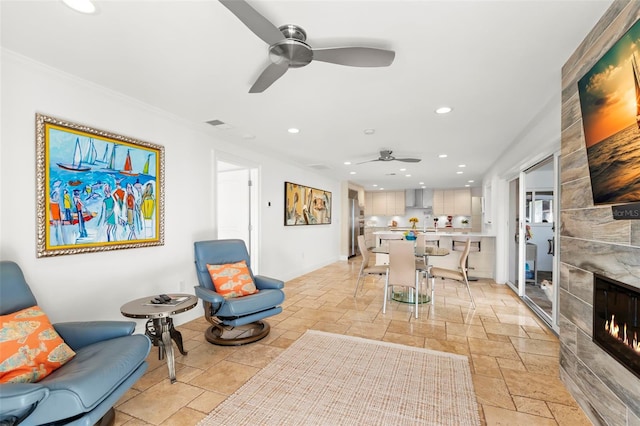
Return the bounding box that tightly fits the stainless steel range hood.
[405,188,433,208]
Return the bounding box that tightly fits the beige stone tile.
[189,360,260,394]
[483,322,529,338]
[160,407,207,425]
[519,352,560,376]
[424,338,470,356]
[382,331,426,347]
[483,404,558,426]
[472,374,515,410]
[224,343,284,368]
[447,322,488,339]
[509,336,560,357]
[468,337,520,360]
[547,402,593,425]
[501,368,576,405]
[496,357,526,372]
[471,354,502,378]
[117,381,204,424]
[187,390,228,414]
[512,396,553,418]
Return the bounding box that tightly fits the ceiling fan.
[360,150,421,164]
[219,0,396,93]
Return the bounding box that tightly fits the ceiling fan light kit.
[219,0,396,93]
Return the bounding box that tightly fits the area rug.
[198,330,480,425]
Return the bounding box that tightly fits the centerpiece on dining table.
[405,217,420,240]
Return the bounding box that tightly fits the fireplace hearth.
[593,274,640,379]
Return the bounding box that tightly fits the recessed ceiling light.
[458,164,466,168]
[62,0,96,13]
[400,168,406,172]
[421,186,426,189]
[364,129,375,135]
[288,128,299,134]
[468,180,474,183]
[379,188,384,190]
[419,182,424,185]
[435,106,452,114]
[438,154,448,158]
[456,171,463,174]
[350,171,356,175]
[405,174,411,177]
[465,184,470,187]
[344,161,351,165]
[372,184,378,187]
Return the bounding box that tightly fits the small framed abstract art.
[284,181,331,226]
[35,113,165,257]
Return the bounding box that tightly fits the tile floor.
[113,255,591,426]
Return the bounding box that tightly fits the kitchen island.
[372,230,496,279]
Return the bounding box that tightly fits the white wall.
[482,89,562,284]
[0,49,341,329]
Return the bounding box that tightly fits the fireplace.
[593,273,640,379]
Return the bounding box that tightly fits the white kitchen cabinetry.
[433,188,471,215]
[364,191,405,216]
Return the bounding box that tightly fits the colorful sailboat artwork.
[120,149,139,176]
[633,53,640,130]
[57,137,91,172]
[142,154,151,175]
[82,138,98,165]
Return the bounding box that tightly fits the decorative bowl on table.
[405,235,417,241]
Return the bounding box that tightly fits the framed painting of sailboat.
[577,18,640,206]
[35,113,165,257]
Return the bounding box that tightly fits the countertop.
[373,230,495,237]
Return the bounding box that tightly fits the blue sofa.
[0,261,151,425]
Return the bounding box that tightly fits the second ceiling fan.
[219,0,396,93]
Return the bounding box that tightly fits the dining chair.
[354,235,387,296]
[383,240,421,318]
[452,236,481,281]
[430,238,476,308]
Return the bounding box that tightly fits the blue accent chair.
[0,261,151,426]
[194,239,285,345]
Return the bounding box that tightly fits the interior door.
[216,159,259,269]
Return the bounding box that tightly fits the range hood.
[405,188,433,208]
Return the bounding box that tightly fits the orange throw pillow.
[0,306,76,384]
[206,260,258,299]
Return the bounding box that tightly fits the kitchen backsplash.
[365,208,471,229]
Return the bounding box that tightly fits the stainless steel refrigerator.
[348,197,361,258]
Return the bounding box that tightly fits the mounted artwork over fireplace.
[577,19,640,206]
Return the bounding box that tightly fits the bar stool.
[452,236,481,281]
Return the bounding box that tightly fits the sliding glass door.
[507,155,559,330]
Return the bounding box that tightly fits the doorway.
[216,159,259,271]
[507,155,558,330]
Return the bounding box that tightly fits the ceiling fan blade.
[396,158,421,163]
[249,62,289,93]
[219,0,284,45]
[356,159,382,164]
[312,47,395,67]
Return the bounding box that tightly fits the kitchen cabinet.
[433,188,471,215]
[364,191,405,216]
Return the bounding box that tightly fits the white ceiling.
[1,0,612,190]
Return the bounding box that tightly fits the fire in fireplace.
[593,273,640,379]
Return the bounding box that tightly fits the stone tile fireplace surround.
[561,1,640,424]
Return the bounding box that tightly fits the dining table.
[372,244,450,304]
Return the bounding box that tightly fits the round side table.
[120,294,198,383]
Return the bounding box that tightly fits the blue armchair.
[194,239,285,345]
[0,261,151,426]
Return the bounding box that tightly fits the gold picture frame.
[36,113,165,257]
